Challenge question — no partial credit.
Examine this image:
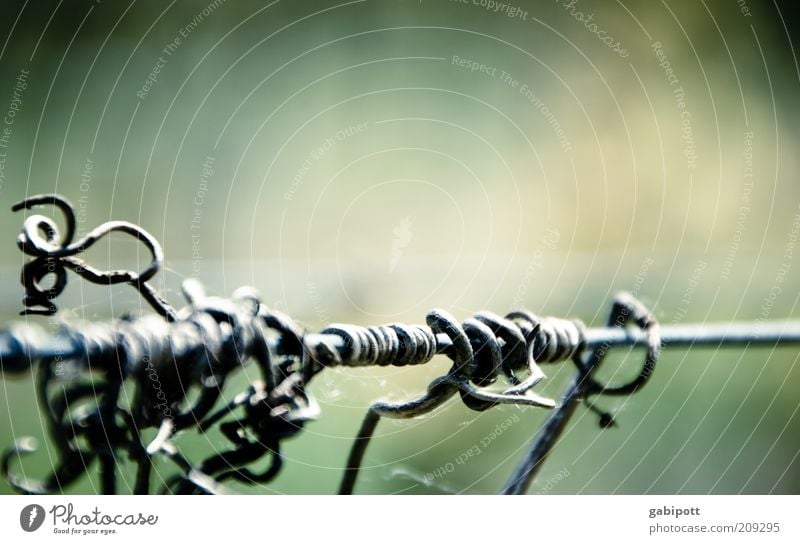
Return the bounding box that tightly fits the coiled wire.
[2,194,661,496]
[3,199,321,495]
[322,311,585,398]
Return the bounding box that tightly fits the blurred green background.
[0,0,798,494]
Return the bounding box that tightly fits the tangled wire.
[0,195,660,494]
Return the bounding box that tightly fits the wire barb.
[337,309,589,493]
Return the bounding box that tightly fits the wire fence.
[1,195,799,494]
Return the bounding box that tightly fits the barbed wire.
[1,195,798,495]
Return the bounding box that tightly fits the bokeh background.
[0,0,799,494]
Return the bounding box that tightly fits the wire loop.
[13,194,174,319]
[585,292,661,396]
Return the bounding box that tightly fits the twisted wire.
[12,194,173,319]
[1,274,319,494]
[320,323,437,367]
[336,309,588,493]
[502,292,662,494]
[2,194,666,495]
[321,313,585,379]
